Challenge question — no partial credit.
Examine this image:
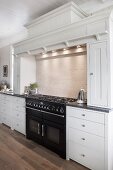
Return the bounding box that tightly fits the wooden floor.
[0,124,89,170]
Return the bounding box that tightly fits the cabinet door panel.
[68,127,104,152]
[69,142,104,170]
[67,106,105,124]
[68,117,104,137]
[89,42,108,107]
[12,118,26,135]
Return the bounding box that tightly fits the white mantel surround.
[14,2,113,110]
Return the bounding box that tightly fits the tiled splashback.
[36,52,87,98]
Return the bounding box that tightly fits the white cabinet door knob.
[82,124,85,127]
[81,154,85,157]
[81,138,85,141]
[82,114,85,117]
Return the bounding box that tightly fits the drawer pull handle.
[81,138,85,141]
[82,124,85,127]
[90,73,93,76]
[82,114,85,117]
[81,154,85,157]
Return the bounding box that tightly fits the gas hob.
[26,94,76,115]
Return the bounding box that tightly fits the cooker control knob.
[43,105,46,109]
[56,107,59,112]
[60,107,64,114]
[47,105,50,110]
[35,104,38,107]
[41,104,43,108]
[51,106,55,111]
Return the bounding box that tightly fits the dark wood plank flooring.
[0,124,89,170]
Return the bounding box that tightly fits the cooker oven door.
[43,119,66,158]
[26,110,43,144]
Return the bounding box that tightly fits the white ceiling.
[0,0,113,41]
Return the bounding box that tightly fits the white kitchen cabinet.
[0,94,12,126]
[66,106,113,170]
[0,94,26,135]
[88,41,108,108]
[11,96,26,135]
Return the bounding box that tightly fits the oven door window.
[43,120,65,150]
[26,114,43,140]
[29,119,41,135]
[47,126,60,144]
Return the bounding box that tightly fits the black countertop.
[0,92,25,98]
[67,101,111,113]
[0,92,112,112]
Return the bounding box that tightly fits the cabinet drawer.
[2,116,11,127]
[1,95,12,102]
[68,117,104,137]
[69,142,104,170]
[13,122,25,135]
[67,106,104,124]
[12,118,26,135]
[12,105,25,112]
[2,102,11,107]
[12,110,25,120]
[12,97,25,104]
[68,127,104,152]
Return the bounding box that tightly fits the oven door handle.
[26,106,41,112]
[42,124,44,137]
[26,106,65,118]
[37,123,40,135]
[41,110,65,118]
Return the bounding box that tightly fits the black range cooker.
[26,94,76,159]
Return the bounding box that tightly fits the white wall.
[36,52,87,98]
[0,29,27,90]
[0,45,12,87]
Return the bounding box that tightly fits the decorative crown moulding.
[14,4,112,55]
[14,30,108,56]
[25,1,88,28]
[24,1,89,39]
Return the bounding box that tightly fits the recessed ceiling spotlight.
[63,48,67,51]
[77,45,81,48]
[42,52,46,55]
